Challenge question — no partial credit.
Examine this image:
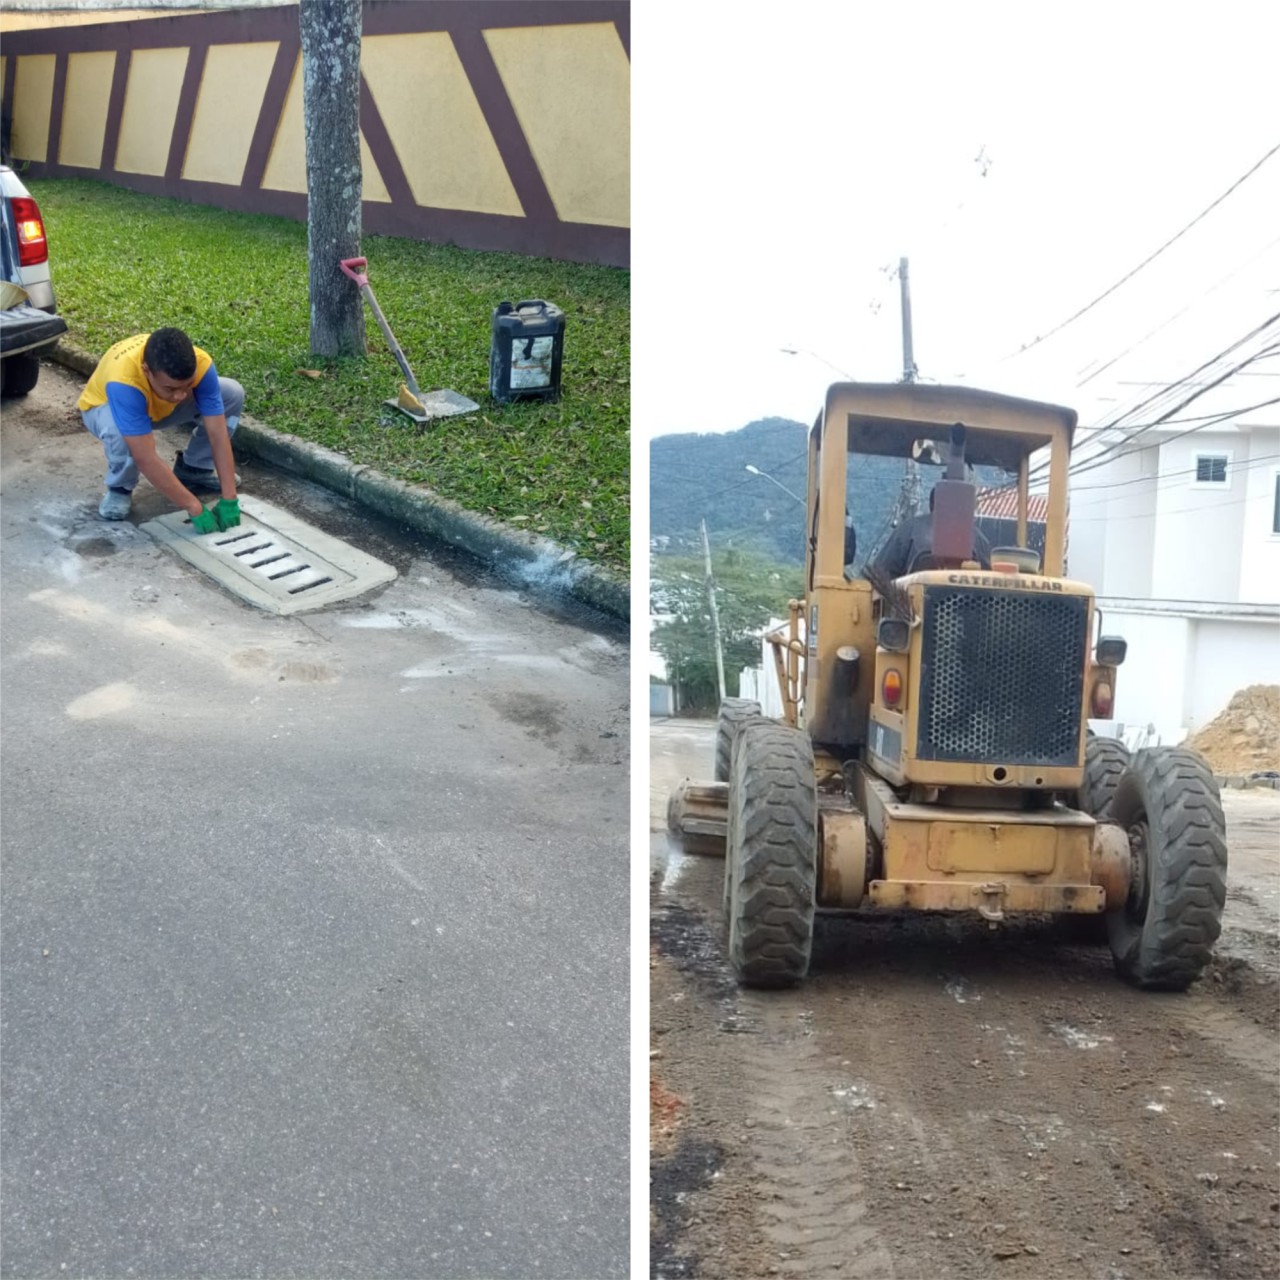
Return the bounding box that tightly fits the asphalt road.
[0,362,630,1279]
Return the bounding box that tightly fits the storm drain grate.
[141,494,396,615]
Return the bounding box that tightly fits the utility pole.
[899,256,918,384]
[700,518,727,703]
[899,255,922,520]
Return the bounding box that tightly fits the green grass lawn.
[33,179,629,572]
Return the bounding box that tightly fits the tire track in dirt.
[652,726,1280,1278]
[734,992,895,1278]
[655,878,1279,1279]
[799,918,1280,1279]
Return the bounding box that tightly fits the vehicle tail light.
[11,197,48,267]
[882,669,903,708]
[1091,682,1113,718]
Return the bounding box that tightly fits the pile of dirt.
[1186,684,1280,775]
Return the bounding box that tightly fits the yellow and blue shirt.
[77,334,223,436]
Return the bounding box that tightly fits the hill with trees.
[650,416,920,566]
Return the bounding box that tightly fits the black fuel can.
[489,300,565,404]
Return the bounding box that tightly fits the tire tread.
[1108,746,1227,990]
[726,722,816,987]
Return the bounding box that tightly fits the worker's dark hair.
[144,328,197,380]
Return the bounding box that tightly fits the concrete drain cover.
[141,494,396,614]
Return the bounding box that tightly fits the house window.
[1194,453,1228,484]
[1274,473,1280,535]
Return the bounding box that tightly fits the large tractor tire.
[1078,736,1130,819]
[724,720,817,987]
[1106,746,1227,991]
[714,696,762,782]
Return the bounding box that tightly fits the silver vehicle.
[1,164,66,398]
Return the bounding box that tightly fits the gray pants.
[80,377,244,491]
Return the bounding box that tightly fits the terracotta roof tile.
[975,487,1049,521]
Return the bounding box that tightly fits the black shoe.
[174,450,239,492]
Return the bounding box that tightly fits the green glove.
[190,507,219,535]
[213,497,241,531]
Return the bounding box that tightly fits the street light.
[744,464,805,506]
[779,347,856,380]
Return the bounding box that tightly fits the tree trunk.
[299,0,366,358]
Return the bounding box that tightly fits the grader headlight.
[877,617,911,652]
[1096,635,1128,665]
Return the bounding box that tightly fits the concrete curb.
[51,339,629,621]
[1217,774,1280,791]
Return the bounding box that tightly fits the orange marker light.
[882,669,903,708]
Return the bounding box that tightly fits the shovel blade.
[382,388,480,424]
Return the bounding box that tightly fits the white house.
[1065,415,1280,743]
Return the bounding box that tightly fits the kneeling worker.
[78,327,242,532]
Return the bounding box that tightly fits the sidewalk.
[51,339,630,622]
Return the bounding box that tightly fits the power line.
[1071,447,1280,495]
[1070,483,1279,524]
[1067,449,1280,518]
[1062,341,1280,482]
[663,446,810,511]
[1074,232,1280,389]
[1092,317,1280,437]
[1027,315,1280,482]
[1004,139,1280,361]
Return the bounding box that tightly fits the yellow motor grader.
[669,382,1227,991]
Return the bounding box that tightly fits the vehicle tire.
[725,720,817,987]
[0,351,40,399]
[714,696,762,782]
[1077,736,1130,818]
[1106,746,1227,991]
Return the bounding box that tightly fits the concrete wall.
[1096,600,1280,740]
[1187,615,1280,728]
[0,1,629,267]
[650,683,674,717]
[1150,429,1247,602]
[1101,608,1192,735]
[1068,446,1158,596]
[1238,429,1280,604]
[738,663,785,720]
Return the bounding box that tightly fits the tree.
[651,547,803,713]
[299,0,366,357]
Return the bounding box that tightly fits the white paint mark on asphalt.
[380,854,430,896]
[26,639,68,657]
[1144,1101,1166,1113]
[495,654,567,670]
[1202,1090,1227,1109]
[944,978,981,1003]
[28,587,101,621]
[66,682,136,720]
[342,602,477,631]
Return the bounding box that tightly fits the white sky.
[632,2,1280,450]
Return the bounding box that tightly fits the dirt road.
[650,719,1280,1280]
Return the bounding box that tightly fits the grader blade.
[666,780,729,856]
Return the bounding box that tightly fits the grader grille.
[917,586,1087,766]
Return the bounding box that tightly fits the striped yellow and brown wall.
[0,0,629,267]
